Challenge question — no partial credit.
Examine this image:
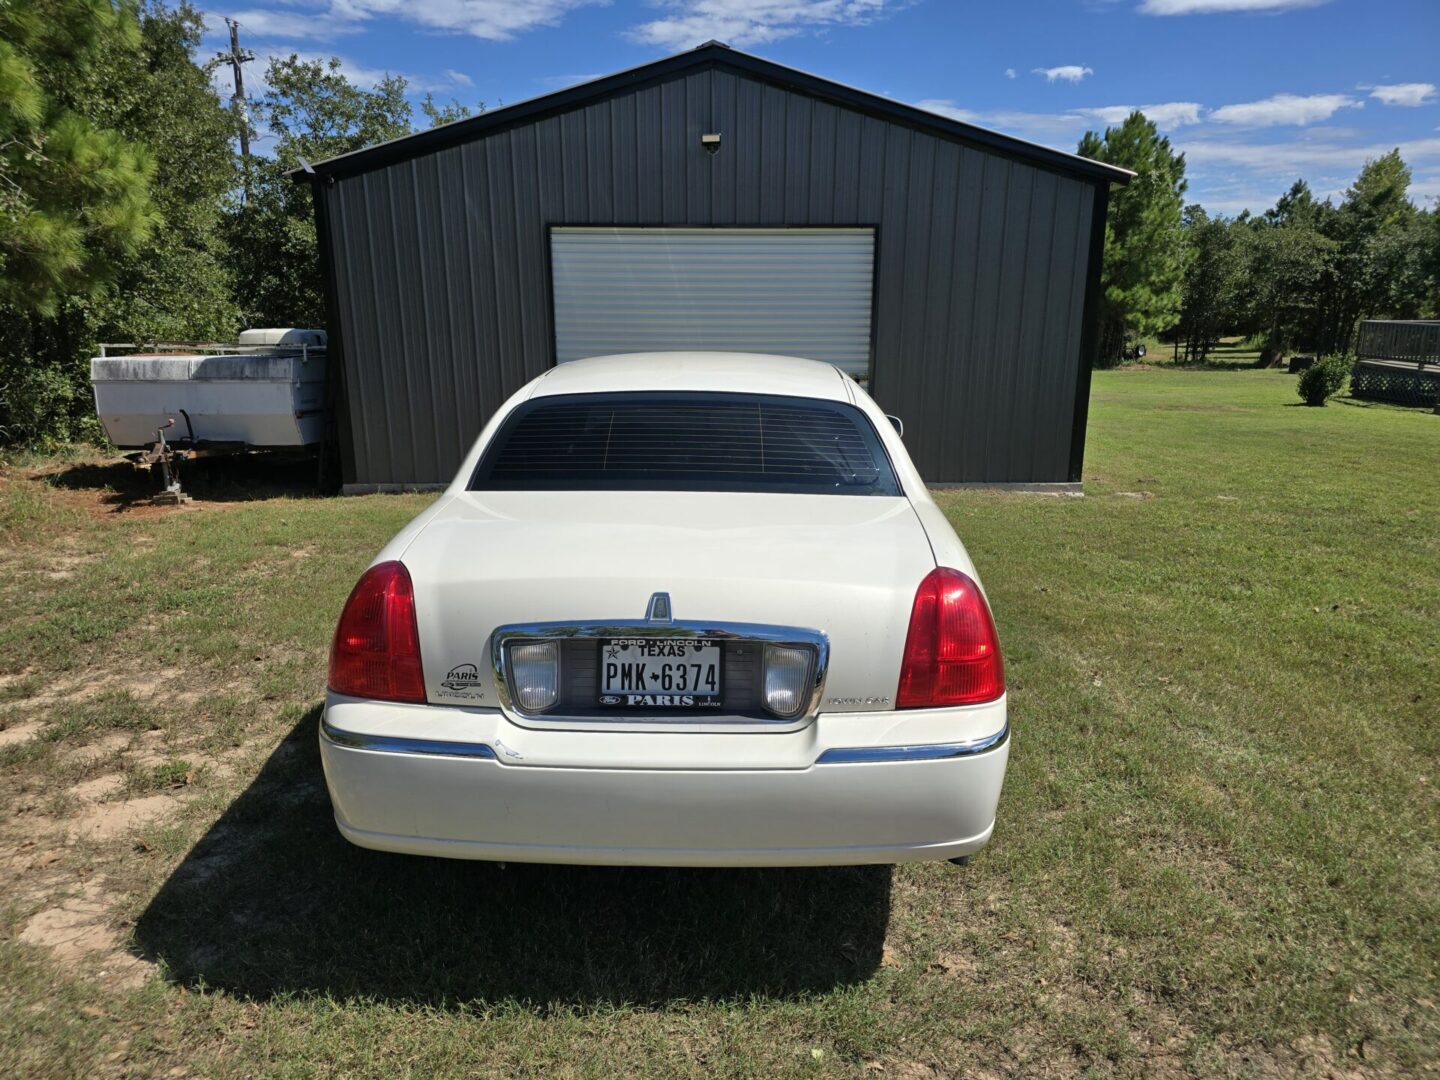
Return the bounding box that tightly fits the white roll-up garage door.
[550,227,875,377]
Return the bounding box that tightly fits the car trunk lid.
[401,490,935,720]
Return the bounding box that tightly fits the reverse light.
[762,644,813,718]
[328,561,427,704]
[897,567,1005,708]
[510,641,560,712]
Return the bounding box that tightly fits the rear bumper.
[318,699,1010,867]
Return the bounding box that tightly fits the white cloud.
[1004,67,1016,79]
[270,51,401,91]
[228,48,473,101]
[915,100,1086,139]
[1369,83,1437,107]
[305,0,602,41]
[1171,135,1440,213]
[1192,188,1297,214]
[537,72,609,88]
[1078,102,1204,128]
[209,8,362,39]
[1409,174,1440,205]
[1292,124,1364,141]
[628,0,891,49]
[444,69,473,87]
[917,99,1203,136]
[209,1,603,42]
[912,100,978,123]
[918,93,1440,216]
[1181,135,1440,174]
[1138,0,1328,13]
[1033,65,1093,83]
[1209,92,1361,127]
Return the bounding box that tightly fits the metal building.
[296,42,1131,492]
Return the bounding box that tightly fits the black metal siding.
[320,64,1097,487]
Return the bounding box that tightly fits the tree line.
[0,0,469,445]
[1081,113,1439,367]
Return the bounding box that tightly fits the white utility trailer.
[90,328,327,450]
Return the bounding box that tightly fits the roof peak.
[291,44,1131,187]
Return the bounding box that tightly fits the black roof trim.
[289,42,1133,186]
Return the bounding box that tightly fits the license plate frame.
[597,638,724,708]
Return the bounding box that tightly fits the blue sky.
[201,0,1440,214]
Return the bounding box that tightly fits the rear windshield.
[470,392,901,496]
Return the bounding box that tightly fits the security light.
[701,132,721,155]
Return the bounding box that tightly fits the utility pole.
[218,18,255,191]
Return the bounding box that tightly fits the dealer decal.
[439,662,486,699]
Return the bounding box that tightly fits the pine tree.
[1078,113,1187,365]
[0,0,159,315]
[94,1,239,343]
[1315,150,1418,351]
[0,1,235,445]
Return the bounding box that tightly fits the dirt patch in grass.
[2,705,218,990]
[0,718,42,746]
[66,793,177,842]
[865,1061,945,1078]
[928,950,978,978]
[7,671,209,716]
[18,880,153,989]
[56,731,132,765]
[67,774,126,802]
[40,552,100,580]
[0,667,37,688]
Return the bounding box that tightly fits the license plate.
[598,639,723,708]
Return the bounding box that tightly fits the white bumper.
[319,696,1010,867]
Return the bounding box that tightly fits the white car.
[319,352,1009,866]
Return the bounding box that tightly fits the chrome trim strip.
[491,619,830,725]
[320,716,497,759]
[814,723,1009,764]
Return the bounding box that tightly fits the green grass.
[1,371,1436,1078]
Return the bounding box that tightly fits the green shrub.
[0,357,80,446]
[1297,354,1350,407]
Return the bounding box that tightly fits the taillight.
[897,567,1004,708]
[328,561,427,704]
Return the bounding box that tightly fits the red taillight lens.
[897,567,1005,708]
[328,561,427,704]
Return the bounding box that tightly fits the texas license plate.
[598,639,723,707]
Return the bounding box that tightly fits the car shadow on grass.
[132,706,892,1007]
